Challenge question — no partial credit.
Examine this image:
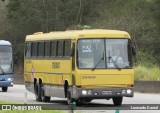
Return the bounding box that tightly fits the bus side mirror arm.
[132,42,136,56]
[131,40,136,56]
[132,46,136,56]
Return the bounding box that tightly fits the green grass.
[0,100,64,113]
[0,111,63,113]
[134,65,160,81]
[0,100,16,104]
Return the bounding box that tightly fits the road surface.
[0,85,160,113]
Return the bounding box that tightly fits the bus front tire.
[2,87,8,92]
[41,84,50,102]
[112,97,123,106]
[67,87,73,105]
[84,99,92,103]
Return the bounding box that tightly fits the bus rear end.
[0,40,14,92]
[71,35,135,105]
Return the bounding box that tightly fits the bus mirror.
[132,46,136,56]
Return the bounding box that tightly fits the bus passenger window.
[38,42,44,57]
[51,41,57,57]
[57,41,63,57]
[31,42,38,57]
[25,43,31,58]
[45,42,51,57]
[64,40,71,57]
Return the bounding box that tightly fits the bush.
[134,65,160,81]
[134,50,158,68]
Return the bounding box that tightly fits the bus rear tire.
[41,84,50,102]
[2,87,8,92]
[112,97,123,106]
[38,83,43,102]
[34,82,41,101]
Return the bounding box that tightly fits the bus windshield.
[77,39,132,69]
[0,46,13,74]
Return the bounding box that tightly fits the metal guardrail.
[134,81,160,93]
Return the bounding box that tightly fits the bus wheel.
[34,82,40,101]
[2,87,8,92]
[41,84,50,102]
[112,97,123,106]
[38,83,42,102]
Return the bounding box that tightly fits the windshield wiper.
[92,52,104,71]
[0,65,5,75]
[108,50,121,71]
[108,56,121,71]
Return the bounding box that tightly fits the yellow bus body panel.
[75,69,134,87]
[24,29,133,89]
[24,59,72,85]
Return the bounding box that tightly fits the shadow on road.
[47,100,127,110]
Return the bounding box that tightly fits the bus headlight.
[127,89,132,94]
[82,90,87,95]
[5,78,13,81]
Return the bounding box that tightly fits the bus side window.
[64,40,71,57]
[31,42,38,57]
[57,40,64,57]
[51,41,57,57]
[25,43,31,58]
[38,42,44,57]
[45,42,51,57]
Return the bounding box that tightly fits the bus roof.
[0,40,11,46]
[26,29,131,42]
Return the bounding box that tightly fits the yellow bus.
[24,29,136,106]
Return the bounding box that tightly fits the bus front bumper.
[71,87,134,99]
[0,74,14,87]
[0,81,13,87]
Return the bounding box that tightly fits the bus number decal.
[52,62,60,68]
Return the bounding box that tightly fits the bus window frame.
[50,41,57,58]
[31,42,38,58]
[44,41,51,58]
[64,39,71,58]
[57,40,64,57]
[37,42,45,58]
[0,45,13,74]
[76,38,133,70]
[26,39,72,60]
[25,42,31,58]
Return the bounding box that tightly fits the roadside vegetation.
[134,65,160,81]
[0,0,160,81]
[134,51,160,81]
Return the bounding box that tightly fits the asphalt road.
[0,85,160,113]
